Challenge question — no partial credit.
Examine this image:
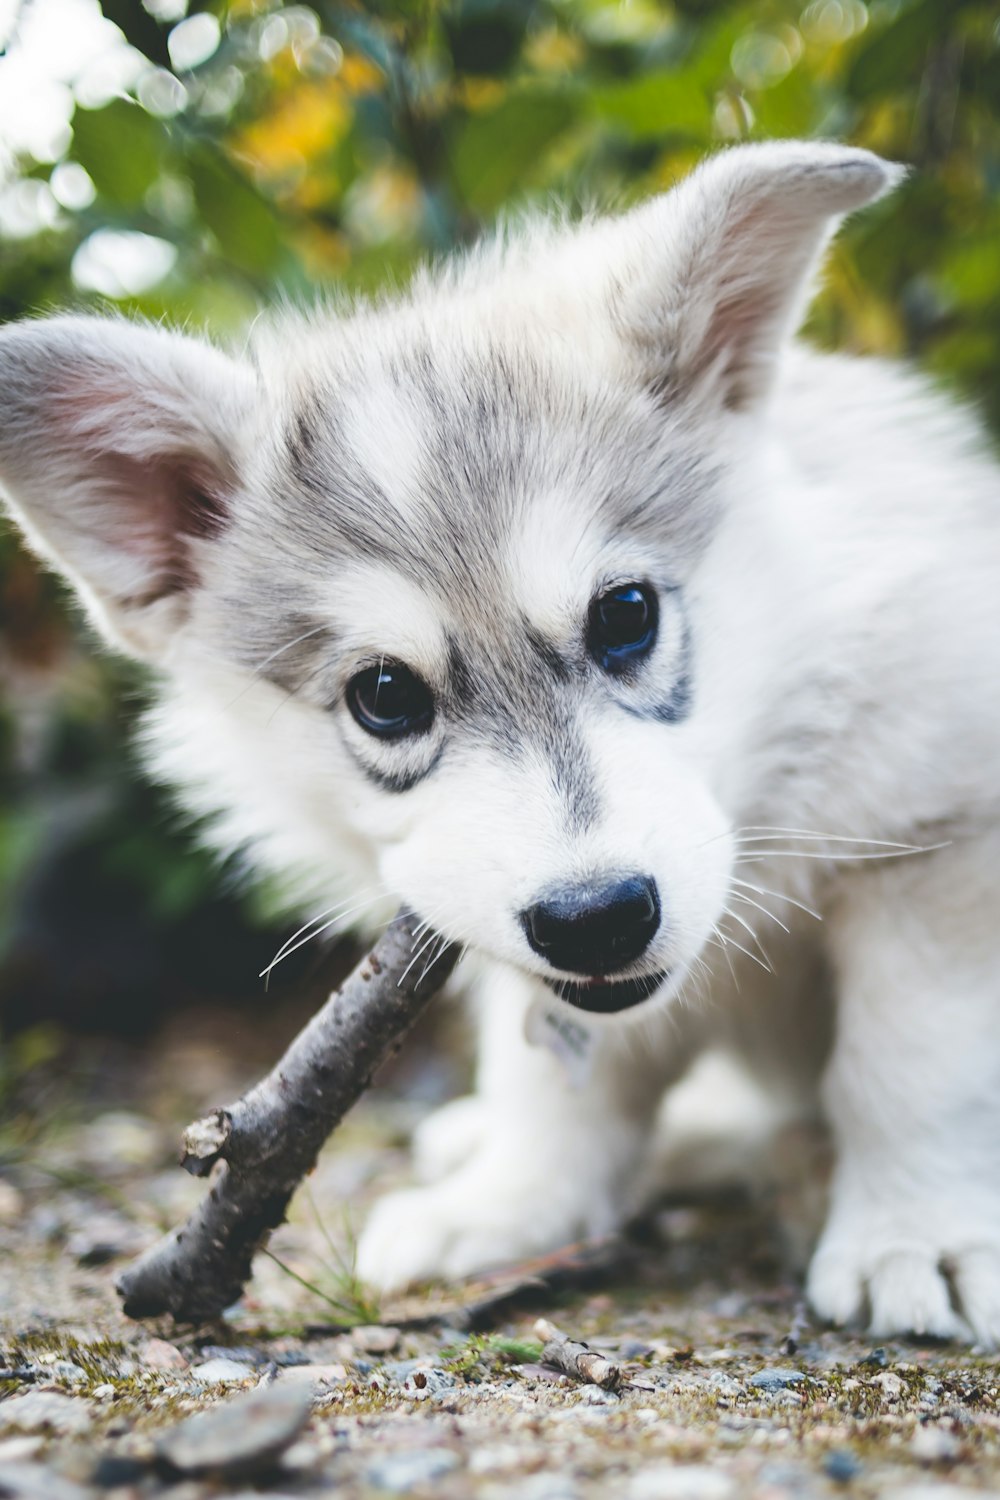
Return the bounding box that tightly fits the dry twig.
[117,909,457,1323]
[534,1317,623,1390]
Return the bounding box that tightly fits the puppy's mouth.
[544,971,668,1014]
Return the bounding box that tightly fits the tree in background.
[0,0,997,1027]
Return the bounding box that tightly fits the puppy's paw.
[412,1095,488,1184]
[356,1176,574,1292]
[357,1131,635,1293]
[807,1224,1000,1347]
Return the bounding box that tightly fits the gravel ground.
[1,1022,998,1500]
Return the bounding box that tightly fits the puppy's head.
[0,142,900,1016]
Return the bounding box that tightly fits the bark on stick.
[534,1318,623,1390]
[117,910,457,1323]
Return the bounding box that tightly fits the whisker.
[729,877,822,922]
[710,923,773,975]
[418,933,451,989]
[266,888,380,971]
[732,845,946,865]
[397,928,444,990]
[260,891,387,982]
[730,826,925,849]
[727,888,790,934]
[722,903,774,970]
[708,924,741,992]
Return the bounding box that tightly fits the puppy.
[1,140,998,1343]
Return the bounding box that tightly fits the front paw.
[808,1214,1000,1347]
[357,1137,634,1293]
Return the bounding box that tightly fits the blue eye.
[348,661,434,739]
[588,583,658,674]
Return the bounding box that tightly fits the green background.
[0,0,998,1037]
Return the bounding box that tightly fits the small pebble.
[198,1345,268,1368]
[0,1182,24,1222]
[910,1424,961,1463]
[628,1464,736,1499]
[0,1461,95,1500]
[749,1367,807,1391]
[189,1358,254,1385]
[140,1339,188,1372]
[824,1450,863,1483]
[156,1381,313,1476]
[350,1325,401,1355]
[0,1392,96,1436]
[364,1447,461,1492]
[400,1368,456,1401]
[276,1363,347,1391]
[578,1385,618,1405]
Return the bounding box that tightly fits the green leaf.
[184,144,283,276]
[450,89,579,214]
[588,71,710,140]
[71,100,165,206]
[847,0,939,99]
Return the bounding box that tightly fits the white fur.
[1,141,997,1344]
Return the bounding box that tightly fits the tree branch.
[116,910,457,1323]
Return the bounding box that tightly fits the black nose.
[521,876,660,977]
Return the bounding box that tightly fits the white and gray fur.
[1,140,999,1344]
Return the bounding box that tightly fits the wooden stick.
[117,910,457,1323]
[534,1318,623,1390]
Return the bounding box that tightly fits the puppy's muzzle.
[521,874,660,977]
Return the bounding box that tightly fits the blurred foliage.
[0,0,998,1028]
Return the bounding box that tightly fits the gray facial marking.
[444,632,600,832]
[210,323,719,810]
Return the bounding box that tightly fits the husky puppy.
[1,141,998,1344]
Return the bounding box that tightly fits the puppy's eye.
[588,582,658,673]
[347,662,434,739]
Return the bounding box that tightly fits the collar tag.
[525,996,598,1089]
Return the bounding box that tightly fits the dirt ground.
[1,1007,998,1500]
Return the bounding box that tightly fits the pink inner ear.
[92,449,230,608]
[51,362,233,610]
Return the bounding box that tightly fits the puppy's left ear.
[0,315,258,663]
[614,141,904,411]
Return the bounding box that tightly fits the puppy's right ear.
[0,315,257,663]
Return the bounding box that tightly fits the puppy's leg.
[357,963,695,1292]
[807,836,1000,1345]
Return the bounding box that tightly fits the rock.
[620,1340,654,1359]
[578,1386,618,1405]
[824,1450,863,1483]
[0,1462,95,1500]
[910,1425,961,1463]
[276,1363,347,1392]
[139,1339,188,1372]
[350,1325,401,1355]
[197,1345,268,1368]
[188,1358,254,1385]
[0,1441,44,1464]
[628,1465,735,1500]
[400,1368,456,1400]
[873,1372,905,1401]
[364,1448,461,1492]
[885,1488,986,1500]
[486,1477,580,1500]
[0,1182,24,1223]
[155,1381,313,1476]
[380,1359,426,1383]
[0,1392,95,1436]
[66,1215,146,1266]
[748,1367,807,1391]
[76,1111,161,1170]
